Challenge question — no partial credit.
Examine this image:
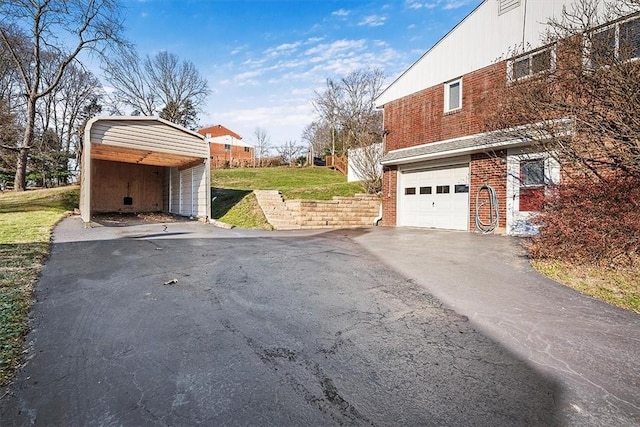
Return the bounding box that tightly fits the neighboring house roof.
[375,0,601,107]
[198,124,242,140]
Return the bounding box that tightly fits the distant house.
[198,125,254,168]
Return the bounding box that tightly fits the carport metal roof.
[85,116,208,168]
[80,116,210,224]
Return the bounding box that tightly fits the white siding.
[191,163,208,217]
[167,164,209,219]
[376,0,605,106]
[89,118,208,158]
[347,143,383,182]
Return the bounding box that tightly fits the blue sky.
[115,0,482,146]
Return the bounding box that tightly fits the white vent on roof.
[499,0,521,15]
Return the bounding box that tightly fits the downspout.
[521,0,528,49]
[373,203,383,226]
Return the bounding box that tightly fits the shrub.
[529,177,640,267]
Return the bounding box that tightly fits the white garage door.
[398,165,470,230]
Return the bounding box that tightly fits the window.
[519,159,545,211]
[405,187,416,195]
[244,147,250,153]
[510,47,553,80]
[590,16,640,66]
[520,159,545,187]
[436,185,450,194]
[224,144,231,150]
[620,18,640,60]
[454,184,469,193]
[591,26,616,66]
[444,78,462,112]
[419,186,432,195]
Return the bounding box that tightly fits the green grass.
[212,166,363,200]
[533,259,640,313]
[211,167,364,228]
[0,186,78,386]
[217,193,272,230]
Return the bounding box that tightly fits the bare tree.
[0,0,127,191]
[275,140,303,166]
[485,0,640,265]
[301,121,331,159]
[311,68,385,192]
[253,127,271,167]
[104,49,209,127]
[485,1,640,182]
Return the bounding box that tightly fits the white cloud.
[407,0,465,10]
[358,15,387,27]
[443,0,471,10]
[332,9,350,17]
[231,45,249,56]
[265,41,302,56]
[304,39,367,58]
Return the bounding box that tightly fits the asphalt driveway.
[0,218,638,426]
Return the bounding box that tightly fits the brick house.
[198,125,254,168]
[376,0,636,235]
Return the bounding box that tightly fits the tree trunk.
[14,99,36,191]
[13,147,29,191]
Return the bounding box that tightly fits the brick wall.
[469,152,508,232]
[210,143,254,168]
[383,61,506,152]
[381,166,397,226]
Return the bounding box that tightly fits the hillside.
[211,167,364,228]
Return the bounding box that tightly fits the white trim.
[381,117,574,166]
[506,147,560,235]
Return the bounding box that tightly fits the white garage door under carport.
[80,116,211,225]
[398,164,470,230]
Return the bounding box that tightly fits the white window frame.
[444,78,462,113]
[587,14,640,67]
[507,45,556,82]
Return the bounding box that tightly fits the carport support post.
[205,158,211,222]
[80,119,95,227]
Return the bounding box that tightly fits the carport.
[80,116,211,225]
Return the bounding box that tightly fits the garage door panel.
[399,165,469,230]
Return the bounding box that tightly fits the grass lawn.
[0,186,78,386]
[211,167,364,228]
[212,166,363,200]
[533,259,640,314]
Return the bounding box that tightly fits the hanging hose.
[475,185,499,234]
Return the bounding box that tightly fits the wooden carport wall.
[80,116,211,225]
